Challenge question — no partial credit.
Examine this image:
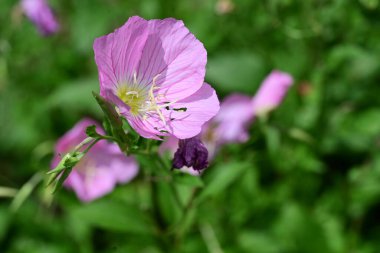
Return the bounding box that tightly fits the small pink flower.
[51,119,138,202]
[21,0,59,36]
[251,70,293,115]
[93,16,219,140]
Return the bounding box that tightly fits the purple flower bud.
[172,137,209,172]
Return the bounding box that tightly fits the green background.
[1,0,380,252]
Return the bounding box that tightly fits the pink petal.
[251,70,293,114]
[125,82,219,139]
[21,0,59,36]
[213,94,254,143]
[93,16,149,97]
[106,145,139,183]
[137,18,207,101]
[66,169,116,202]
[168,83,220,139]
[53,118,104,163]
[158,135,179,156]
[52,118,139,202]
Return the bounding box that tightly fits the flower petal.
[106,144,139,183]
[93,16,149,97]
[213,94,254,143]
[168,83,220,139]
[21,0,59,36]
[53,118,104,159]
[52,118,139,202]
[251,70,293,114]
[137,18,207,101]
[125,83,219,139]
[65,169,116,202]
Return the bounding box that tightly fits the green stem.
[153,154,184,210]
[73,137,93,152]
[82,138,100,154]
[11,172,43,212]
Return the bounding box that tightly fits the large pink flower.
[21,0,59,36]
[93,16,219,140]
[51,119,139,202]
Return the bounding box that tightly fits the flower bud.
[172,137,209,172]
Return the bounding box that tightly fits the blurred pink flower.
[210,94,254,144]
[93,16,219,140]
[51,119,138,202]
[252,70,293,115]
[21,0,59,36]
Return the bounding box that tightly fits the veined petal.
[124,83,219,139]
[168,83,219,139]
[137,18,207,101]
[93,16,149,96]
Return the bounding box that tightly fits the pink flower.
[51,119,138,202]
[209,94,254,144]
[252,70,293,115]
[93,16,219,140]
[21,0,59,36]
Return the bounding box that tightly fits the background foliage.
[1,0,380,252]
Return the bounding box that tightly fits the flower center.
[116,74,180,126]
[116,85,147,115]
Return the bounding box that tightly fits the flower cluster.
[50,16,293,202]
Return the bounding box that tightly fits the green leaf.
[71,199,154,234]
[173,171,204,188]
[0,207,11,241]
[238,231,280,253]
[196,162,249,203]
[45,78,99,114]
[207,51,266,93]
